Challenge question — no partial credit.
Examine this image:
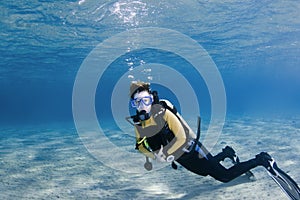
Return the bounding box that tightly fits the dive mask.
[130,96,153,108]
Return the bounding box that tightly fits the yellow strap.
[137,136,146,145]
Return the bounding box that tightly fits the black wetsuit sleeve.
[135,127,155,159]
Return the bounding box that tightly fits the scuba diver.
[127,81,275,183]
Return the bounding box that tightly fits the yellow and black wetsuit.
[135,108,188,160]
[134,103,260,183]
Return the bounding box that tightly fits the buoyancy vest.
[135,106,173,151]
[134,97,189,152]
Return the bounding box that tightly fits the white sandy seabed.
[0,116,299,200]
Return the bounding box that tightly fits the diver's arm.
[163,109,187,155]
[135,127,155,159]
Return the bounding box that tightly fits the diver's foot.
[222,146,237,162]
[255,152,272,169]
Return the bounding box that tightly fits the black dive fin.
[266,158,300,200]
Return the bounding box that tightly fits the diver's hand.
[154,145,175,163]
[154,145,166,162]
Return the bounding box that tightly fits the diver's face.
[133,91,153,113]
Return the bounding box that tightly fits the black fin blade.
[267,159,300,200]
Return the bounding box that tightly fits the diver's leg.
[178,146,272,183]
[177,151,257,182]
[207,158,258,183]
[213,146,236,162]
[176,152,211,176]
[206,152,273,182]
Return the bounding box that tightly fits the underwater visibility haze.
[1,0,300,199]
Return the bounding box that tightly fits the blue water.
[1,1,300,199]
[1,0,300,125]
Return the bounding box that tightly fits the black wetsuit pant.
[176,143,259,183]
